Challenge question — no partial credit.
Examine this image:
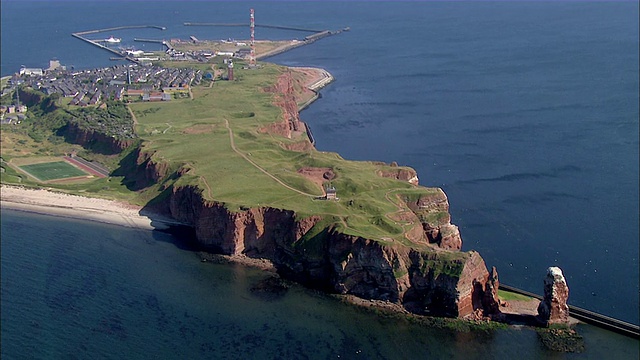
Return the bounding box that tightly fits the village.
[1,60,206,125]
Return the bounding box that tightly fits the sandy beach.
[0,185,180,230]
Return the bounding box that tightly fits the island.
[3,27,601,349]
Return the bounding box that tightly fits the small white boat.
[105,36,121,44]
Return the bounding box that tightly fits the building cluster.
[167,38,252,63]
[0,104,28,124]
[4,63,204,107]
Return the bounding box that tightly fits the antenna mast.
[249,8,256,66]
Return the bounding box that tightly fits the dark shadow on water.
[502,313,543,327]
[148,221,200,252]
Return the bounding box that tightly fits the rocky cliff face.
[132,68,499,319]
[404,189,463,251]
[165,185,500,318]
[261,70,302,138]
[377,168,420,186]
[64,122,135,155]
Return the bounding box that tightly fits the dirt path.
[223,119,320,198]
[200,175,213,200]
[127,105,138,125]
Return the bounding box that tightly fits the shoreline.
[290,66,334,113]
[0,185,183,231]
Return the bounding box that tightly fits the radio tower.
[249,8,256,66]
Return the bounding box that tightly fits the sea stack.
[537,266,570,325]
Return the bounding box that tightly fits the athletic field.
[19,161,89,181]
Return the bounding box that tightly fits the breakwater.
[134,38,174,51]
[71,33,140,65]
[304,123,315,146]
[72,25,167,65]
[499,284,640,338]
[184,22,322,32]
[74,25,166,36]
[260,28,349,60]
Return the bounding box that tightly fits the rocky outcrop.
[112,146,184,191]
[165,185,500,318]
[537,267,570,325]
[404,189,463,250]
[377,167,419,186]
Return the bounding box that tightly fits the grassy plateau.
[1,60,448,248]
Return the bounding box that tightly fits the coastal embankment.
[292,66,335,111]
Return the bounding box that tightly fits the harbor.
[71,25,168,65]
[70,20,349,66]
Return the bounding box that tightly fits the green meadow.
[128,62,442,245]
[0,61,446,246]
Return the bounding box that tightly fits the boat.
[105,36,121,44]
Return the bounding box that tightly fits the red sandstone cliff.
[260,70,303,138]
[377,168,420,186]
[64,122,135,155]
[404,189,464,250]
[128,69,500,319]
[163,184,500,318]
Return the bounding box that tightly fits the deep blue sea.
[1,1,639,358]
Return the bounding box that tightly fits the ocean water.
[2,209,639,359]
[269,1,640,325]
[0,0,638,353]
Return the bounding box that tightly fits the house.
[19,67,43,76]
[325,186,337,200]
[143,92,164,102]
[127,89,146,97]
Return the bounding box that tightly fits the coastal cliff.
[64,122,135,155]
[115,68,503,319]
[138,182,497,318]
[9,63,501,319]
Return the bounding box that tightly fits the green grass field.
[124,61,446,245]
[498,289,535,302]
[20,161,88,181]
[2,61,450,247]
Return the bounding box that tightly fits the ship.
[105,36,121,44]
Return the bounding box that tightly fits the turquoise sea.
[1,1,638,358]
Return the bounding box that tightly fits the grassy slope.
[0,61,453,250]
[128,62,444,247]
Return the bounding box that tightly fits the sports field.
[20,161,89,181]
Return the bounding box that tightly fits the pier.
[258,29,347,61]
[72,25,167,65]
[134,38,174,51]
[71,33,140,64]
[184,22,322,33]
[74,25,166,36]
[499,284,640,339]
